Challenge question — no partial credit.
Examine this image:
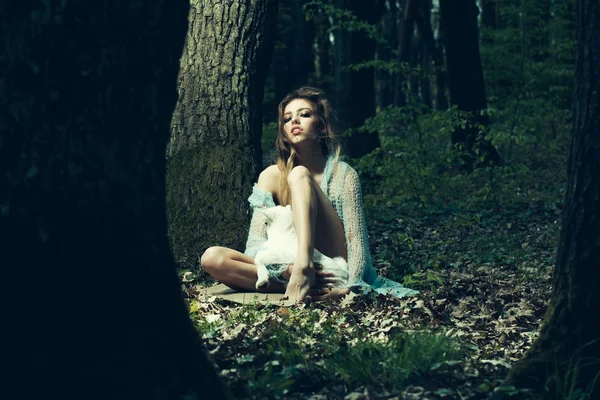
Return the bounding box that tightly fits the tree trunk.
[500,1,600,397]
[439,0,502,170]
[419,35,432,109]
[413,0,448,110]
[334,0,381,158]
[394,0,416,107]
[167,0,278,267]
[271,0,315,117]
[313,1,333,94]
[1,0,231,398]
[481,0,498,29]
[377,0,398,109]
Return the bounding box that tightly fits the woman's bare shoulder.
[257,164,280,194]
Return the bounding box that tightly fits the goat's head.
[261,205,294,231]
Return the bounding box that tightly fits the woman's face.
[282,99,321,144]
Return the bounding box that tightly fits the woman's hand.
[314,263,346,288]
[310,263,350,301]
[308,287,350,301]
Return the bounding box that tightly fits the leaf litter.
[182,205,556,399]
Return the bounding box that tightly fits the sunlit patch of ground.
[182,205,554,399]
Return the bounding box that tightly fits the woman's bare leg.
[285,166,347,300]
[200,246,286,293]
[285,166,317,300]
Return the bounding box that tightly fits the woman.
[201,86,418,301]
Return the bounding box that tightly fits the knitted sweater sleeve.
[244,184,276,258]
[341,167,375,287]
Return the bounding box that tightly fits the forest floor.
[182,201,559,399]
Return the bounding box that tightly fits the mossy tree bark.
[439,0,503,170]
[501,1,600,396]
[1,0,231,398]
[167,0,278,267]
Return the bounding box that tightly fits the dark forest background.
[244,0,574,282]
[259,0,572,212]
[180,2,591,399]
[5,0,597,398]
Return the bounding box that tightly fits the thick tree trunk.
[1,0,231,398]
[501,0,600,396]
[334,0,381,158]
[439,0,502,170]
[167,0,278,267]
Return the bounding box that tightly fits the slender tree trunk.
[1,0,231,398]
[439,0,502,170]
[167,0,278,267]
[334,0,380,158]
[394,0,416,107]
[313,1,333,94]
[419,35,432,109]
[413,0,447,109]
[409,37,420,101]
[377,0,398,109]
[481,0,498,29]
[272,0,315,111]
[500,0,600,397]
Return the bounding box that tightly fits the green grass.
[544,354,600,400]
[192,303,468,397]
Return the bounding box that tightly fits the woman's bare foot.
[283,262,315,301]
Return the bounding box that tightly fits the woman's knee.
[200,246,225,272]
[287,165,311,186]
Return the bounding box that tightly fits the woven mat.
[197,283,293,305]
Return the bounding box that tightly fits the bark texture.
[502,0,600,396]
[167,0,278,266]
[439,0,502,170]
[1,0,231,398]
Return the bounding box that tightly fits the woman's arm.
[243,166,279,257]
[309,167,367,301]
[341,167,373,287]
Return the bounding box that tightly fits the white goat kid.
[254,205,349,291]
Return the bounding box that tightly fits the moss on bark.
[166,0,278,266]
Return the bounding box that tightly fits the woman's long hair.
[275,86,341,206]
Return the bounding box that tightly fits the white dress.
[244,156,419,298]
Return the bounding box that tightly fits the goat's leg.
[254,254,270,290]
